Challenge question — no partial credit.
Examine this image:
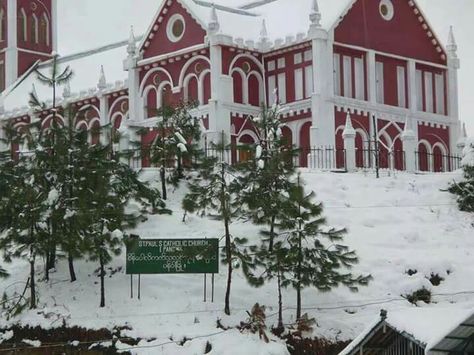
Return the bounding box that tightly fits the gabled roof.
[139,0,355,53]
[340,307,474,355]
[1,39,138,117]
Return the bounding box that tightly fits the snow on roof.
[181,0,354,46]
[340,307,474,355]
[1,41,131,117]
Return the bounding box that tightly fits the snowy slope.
[1,170,474,354]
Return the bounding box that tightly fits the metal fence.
[415,151,462,172]
[356,149,406,171]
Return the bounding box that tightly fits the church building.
[0,0,467,172]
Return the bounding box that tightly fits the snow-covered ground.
[1,169,474,354]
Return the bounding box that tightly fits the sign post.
[126,238,219,299]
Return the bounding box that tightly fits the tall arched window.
[18,8,27,42]
[39,13,49,45]
[0,9,5,42]
[31,14,39,44]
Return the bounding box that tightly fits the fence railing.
[356,149,406,171]
[415,151,462,172]
[127,146,462,174]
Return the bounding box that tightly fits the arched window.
[39,13,49,45]
[0,9,5,42]
[31,14,39,44]
[18,8,27,42]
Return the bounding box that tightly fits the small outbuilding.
[340,308,474,355]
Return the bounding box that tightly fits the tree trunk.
[99,252,105,308]
[68,253,77,282]
[296,231,303,320]
[29,248,36,309]
[44,254,49,282]
[269,215,276,252]
[277,269,283,332]
[221,163,232,316]
[160,166,167,200]
[177,151,183,179]
[224,216,232,316]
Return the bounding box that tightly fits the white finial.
[343,111,355,136]
[127,26,137,56]
[98,66,107,90]
[447,26,457,56]
[260,19,268,39]
[63,81,71,98]
[208,4,220,34]
[310,0,321,27]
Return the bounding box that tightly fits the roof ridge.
[39,35,144,68]
[239,0,279,10]
[192,0,259,16]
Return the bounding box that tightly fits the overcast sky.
[58,0,474,136]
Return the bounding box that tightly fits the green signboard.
[126,238,219,274]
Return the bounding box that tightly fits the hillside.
[1,169,474,354]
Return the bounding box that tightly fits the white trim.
[32,13,39,44]
[166,14,186,43]
[19,7,27,42]
[231,67,247,104]
[183,73,199,102]
[139,67,174,94]
[334,42,448,69]
[17,47,55,56]
[108,95,129,121]
[41,12,50,46]
[137,44,207,67]
[247,70,264,106]
[177,55,210,88]
[229,53,265,75]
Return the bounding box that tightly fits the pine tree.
[449,140,474,213]
[78,134,167,307]
[0,122,50,309]
[150,101,201,200]
[279,175,371,320]
[30,54,73,273]
[182,135,254,315]
[236,103,297,252]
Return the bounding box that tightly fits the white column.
[401,131,416,173]
[98,94,109,145]
[51,0,58,52]
[5,0,18,87]
[407,60,417,114]
[207,34,232,144]
[446,26,461,154]
[308,5,334,149]
[343,113,356,172]
[367,51,377,105]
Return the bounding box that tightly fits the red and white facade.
[0,0,468,172]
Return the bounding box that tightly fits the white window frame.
[294,68,303,101]
[424,72,434,113]
[397,66,406,108]
[435,73,445,115]
[343,55,353,98]
[32,13,39,44]
[375,61,384,104]
[267,75,276,104]
[277,73,286,104]
[267,60,275,71]
[354,57,365,100]
[416,69,423,111]
[304,50,312,62]
[294,53,302,65]
[277,58,286,69]
[333,54,341,96]
[20,8,27,42]
[305,65,313,98]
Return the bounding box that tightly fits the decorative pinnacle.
[98,65,107,90]
[260,19,268,40]
[208,4,220,34]
[310,0,321,27]
[343,111,355,136]
[127,26,137,55]
[447,26,457,54]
